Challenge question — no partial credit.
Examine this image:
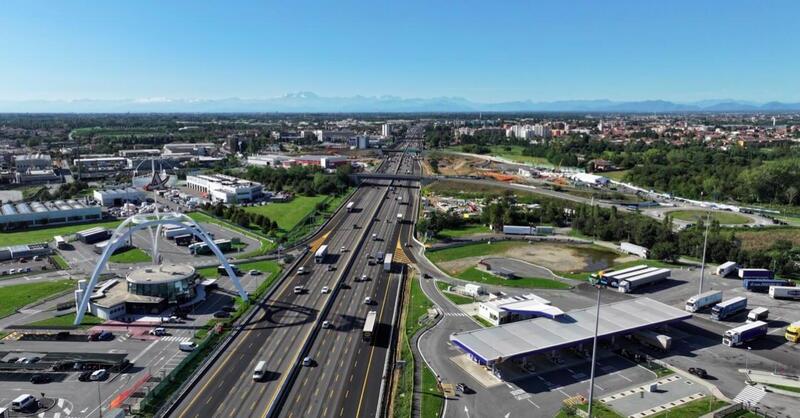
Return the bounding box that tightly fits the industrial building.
[163,142,216,156]
[451,298,690,367]
[0,200,102,230]
[73,156,130,179]
[186,173,263,203]
[284,155,349,169]
[0,243,52,261]
[93,187,146,207]
[477,293,563,326]
[76,263,201,319]
[13,153,61,184]
[246,154,291,167]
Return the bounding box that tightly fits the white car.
[321,286,330,294]
[340,246,346,252]
[179,341,197,352]
[297,267,306,275]
[149,327,166,336]
[322,321,332,329]
[90,369,109,381]
[249,269,261,275]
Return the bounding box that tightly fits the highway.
[170,134,423,418]
[277,149,421,417]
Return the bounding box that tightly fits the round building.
[126,263,198,304]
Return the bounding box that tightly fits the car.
[364,297,373,305]
[213,311,231,319]
[96,331,114,341]
[9,268,16,274]
[30,374,51,384]
[302,356,313,367]
[361,274,368,282]
[294,286,305,294]
[340,246,347,253]
[90,369,109,381]
[249,269,261,275]
[297,266,306,275]
[321,286,330,294]
[327,265,334,272]
[321,321,332,329]
[5,357,19,363]
[149,327,167,336]
[78,371,93,382]
[456,383,475,394]
[423,273,432,279]
[15,357,27,364]
[24,356,40,364]
[688,367,708,379]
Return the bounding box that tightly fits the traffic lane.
[282,192,403,417]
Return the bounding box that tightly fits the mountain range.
[1,92,799,113]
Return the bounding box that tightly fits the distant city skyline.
[1,0,799,104]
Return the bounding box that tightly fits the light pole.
[587,278,603,417]
[745,346,752,373]
[97,381,103,418]
[698,212,711,295]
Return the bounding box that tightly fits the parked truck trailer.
[715,261,738,277]
[743,278,792,292]
[618,268,670,293]
[711,296,747,320]
[769,286,800,300]
[620,242,648,258]
[502,225,533,235]
[685,290,723,312]
[723,321,768,347]
[738,268,773,280]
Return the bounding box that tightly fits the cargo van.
[12,394,36,411]
[179,341,197,352]
[252,360,267,381]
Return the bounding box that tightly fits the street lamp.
[745,346,752,373]
[587,276,604,418]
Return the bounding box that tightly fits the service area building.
[186,173,263,203]
[453,298,690,367]
[477,293,563,326]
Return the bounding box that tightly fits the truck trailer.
[383,253,393,272]
[722,321,768,347]
[632,330,672,351]
[769,286,800,300]
[711,296,747,320]
[715,261,738,277]
[314,245,329,264]
[743,278,792,292]
[346,201,355,212]
[592,265,649,287]
[747,307,769,322]
[738,268,773,280]
[620,242,648,258]
[685,290,723,312]
[618,268,670,293]
[502,225,534,235]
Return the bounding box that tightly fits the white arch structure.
[74,212,248,325]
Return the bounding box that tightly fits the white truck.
[632,330,672,351]
[722,321,768,347]
[383,253,393,272]
[769,286,800,300]
[715,261,738,277]
[314,245,328,264]
[747,307,769,322]
[620,242,648,258]
[346,201,355,212]
[618,268,670,293]
[397,213,403,223]
[685,290,723,312]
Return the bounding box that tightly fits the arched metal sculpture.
[74,211,248,325]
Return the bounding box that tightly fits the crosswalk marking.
[443,312,470,317]
[733,385,766,406]
[161,336,191,342]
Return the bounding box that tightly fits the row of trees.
[243,164,352,196]
[202,202,280,234]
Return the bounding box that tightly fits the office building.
[186,173,263,203]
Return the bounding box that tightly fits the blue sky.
[1,0,797,102]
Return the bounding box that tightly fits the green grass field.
[603,170,629,181]
[187,212,275,258]
[426,241,524,263]
[0,220,122,246]
[668,209,752,225]
[457,267,571,289]
[51,254,70,269]
[197,260,281,279]
[26,313,104,328]
[472,315,493,328]
[436,224,491,240]
[0,280,74,319]
[243,195,329,232]
[648,398,727,418]
[109,247,150,263]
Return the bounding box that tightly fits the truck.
[189,238,231,255]
[362,311,377,342]
[722,321,768,347]
[632,330,672,351]
[743,278,792,292]
[397,213,403,223]
[314,245,329,264]
[785,321,800,343]
[769,286,800,300]
[738,268,773,280]
[685,290,723,312]
[747,307,769,322]
[175,234,193,246]
[346,201,355,212]
[618,268,670,293]
[503,225,534,235]
[715,261,738,277]
[383,253,393,272]
[620,242,648,258]
[163,224,192,239]
[592,265,649,287]
[711,296,747,320]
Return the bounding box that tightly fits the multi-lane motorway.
[171,135,422,418]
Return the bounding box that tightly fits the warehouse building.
[186,173,263,203]
[13,153,61,184]
[73,157,130,180]
[246,154,291,167]
[163,142,216,156]
[93,187,146,207]
[0,243,52,261]
[0,200,102,230]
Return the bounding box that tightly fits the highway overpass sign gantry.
[74,211,248,325]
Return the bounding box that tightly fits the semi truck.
[620,242,648,258]
[715,261,738,277]
[362,311,377,343]
[722,321,768,347]
[397,213,403,223]
[738,268,773,280]
[314,245,329,264]
[175,234,193,246]
[383,253,393,272]
[747,307,769,322]
[346,201,355,212]
[632,330,672,351]
[743,278,792,292]
[188,239,231,255]
[618,268,670,293]
[711,296,747,320]
[592,265,649,287]
[785,321,800,343]
[685,290,723,312]
[163,225,192,239]
[769,286,800,300]
[503,225,534,235]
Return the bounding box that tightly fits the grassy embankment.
[668,209,752,225]
[0,280,74,319]
[0,220,122,246]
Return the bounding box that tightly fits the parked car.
[90,369,109,381]
[179,341,197,352]
[30,374,51,384]
[78,371,93,381]
[688,367,708,379]
[149,328,166,336]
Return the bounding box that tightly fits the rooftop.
[452,297,691,364]
[126,263,196,284]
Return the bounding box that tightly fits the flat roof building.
[186,173,263,203]
[477,293,563,326]
[246,154,291,167]
[163,142,216,156]
[73,157,130,180]
[93,187,146,207]
[452,297,690,366]
[0,200,102,231]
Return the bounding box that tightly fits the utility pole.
[587,280,603,417]
[698,212,711,294]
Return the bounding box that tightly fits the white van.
[364,297,372,305]
[12,394,36,411]
[253,360,267,381]
[294,286,304,294]
[179,341,197,352]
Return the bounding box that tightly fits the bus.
[362,311,377,343]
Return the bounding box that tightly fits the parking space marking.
[528,399,540,408]
[628,392,705,418]
[600,375,682,403]
[615,371,633,382]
